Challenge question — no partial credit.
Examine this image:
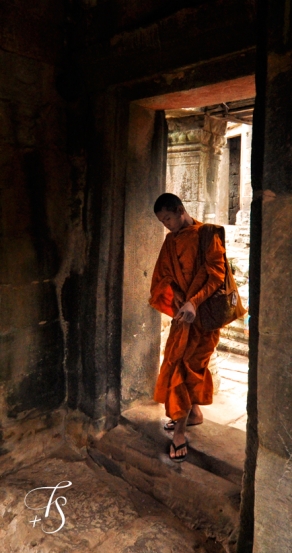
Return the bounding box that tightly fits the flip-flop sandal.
[164,420,177,430]
[169,441,187,462]
[164,419,203,431]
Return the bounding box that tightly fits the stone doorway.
[100,73,256,547]
[121,76,255,415]
[158,111,252,429]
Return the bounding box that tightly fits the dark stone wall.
[0,1,68,422]
[0,0,106,431]
[77,0,256,94]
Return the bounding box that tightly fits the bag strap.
[199,224,225,252]
[198,223,226,264]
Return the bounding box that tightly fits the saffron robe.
[149,220,226,421]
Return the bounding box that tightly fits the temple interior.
[1,1,292,551]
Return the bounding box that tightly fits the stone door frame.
[95,60,257,548]
[98,55,256,430]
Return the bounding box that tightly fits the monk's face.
[156,206,187,233]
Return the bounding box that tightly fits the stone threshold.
[88,402,246,550]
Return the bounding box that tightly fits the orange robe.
[149,220,226,421]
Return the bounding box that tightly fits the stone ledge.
[88,422,241,549]
[120,404,245,484]
[218,336,249,357]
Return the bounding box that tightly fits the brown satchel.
[198,224,247,331]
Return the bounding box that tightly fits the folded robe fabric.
[149,220,226,420]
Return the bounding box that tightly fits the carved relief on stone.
[180,166,199,202]
[168,128,212,147]
[211,133,227,155]
[167,117,227,160]
[167,149,208,221]
[166,114,228,224]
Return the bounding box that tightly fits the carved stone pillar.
[205,116,228,224]
[166,115,227,223]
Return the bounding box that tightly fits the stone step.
[121,404,245,484]
[219,366,248,384]
[206,351,248,430]
[217,351,248,374]
[88,417,242,548]
[218,335,249,357]
[220,325,248,345]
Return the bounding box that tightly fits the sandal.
[164,419,203,431]
[169,441,187,462]
[164,420,177,430]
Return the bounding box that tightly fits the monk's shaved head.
[154,193,184,214]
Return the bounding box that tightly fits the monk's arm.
[188,234,225,310]
[149,239,184,317]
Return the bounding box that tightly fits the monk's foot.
[164,419,177,431]
[169,439,187,462]
[187,404,203,426]
[170,418,188,461]
[164,417,202,430]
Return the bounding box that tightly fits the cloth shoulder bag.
[198,224,247,331]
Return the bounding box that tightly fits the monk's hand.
[174,301,196,324]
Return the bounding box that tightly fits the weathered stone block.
[122,105,164,405]
[0,1,65,64]
[4,321,64,415]
[254,447,292,553]
[260,195,292,335]
[0,237,39,284]
[0,280,59,333]
[258,332,292,456]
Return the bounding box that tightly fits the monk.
[149,193,226,462]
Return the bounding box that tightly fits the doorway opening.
[157,103,252,434]
[121,75,255,512]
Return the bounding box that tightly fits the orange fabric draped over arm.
[149,237,179,318]
[149,226,226,317]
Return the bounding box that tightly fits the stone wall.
[250,2,292,550]
[0,0,103,464]
[0,1,69,462]
[121,105,166,407]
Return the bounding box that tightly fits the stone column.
[122,104,167,408]
[238,124,252,224]
[205,116,228,224]
[166,115,227,223]
[247,3,292,553]
[166,115,209,221]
